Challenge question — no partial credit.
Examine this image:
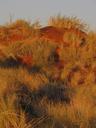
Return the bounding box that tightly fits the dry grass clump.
[0,19,41,44]
[0,67,50,128]
[45,85,96,128]
[48,14,88,31]
[1,39,57,67]
[0,95,33,128]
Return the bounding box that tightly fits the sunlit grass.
[0,15,96,128]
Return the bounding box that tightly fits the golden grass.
[0,16,96,128]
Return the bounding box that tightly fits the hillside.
[0,16,96,128]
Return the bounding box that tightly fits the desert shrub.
[0,27,9,41]
[7,19,31,28]
[44,85,96,128]
[4,41,33,57]
[7,19,41,29]
[0,95,33,128]
[60,45,78,63]
[3,39,57,67]
[6,19,41,38]
[48,14,88,31]
[0,66,51,127]
[0,93,46,128]
[0,67,49,92]
[31,39,57,66]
